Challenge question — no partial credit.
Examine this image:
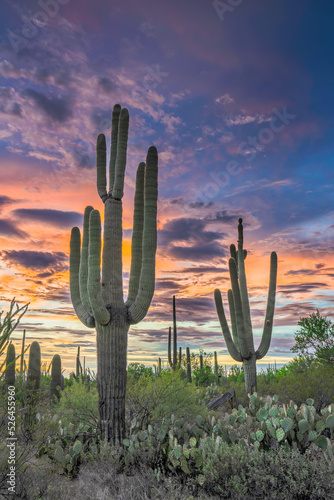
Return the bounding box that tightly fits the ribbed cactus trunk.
[70,104,158,444]
[214,218,277,393]
[96,316,128,442]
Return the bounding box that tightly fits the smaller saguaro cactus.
[214,218,277,393]
[76,346,81,379]
[25,341,41,435]
[199,354,203,371]
[186,346,192,383]
[214,351,218,375]
[5,343,15,387]
[168,295,181,369]
[158,357,162,376]
[26,341,41,392]
[51,354,62,402]
[20,329,25,373]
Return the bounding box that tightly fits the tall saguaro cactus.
[214,218,277,393]
[70,104,158,444]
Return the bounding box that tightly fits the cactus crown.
[70,104,158,329]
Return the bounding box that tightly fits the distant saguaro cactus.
[20,329,25,373]
[214,218,277,393]
[25,341,41,435]
[26,341,41,392]
[70,104,158,444]
[186,346,192,383]
[5,343,15,387]
[51,354,62,402]
[168,295,181,369]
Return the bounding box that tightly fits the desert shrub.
[193,365,217,387]
[128,362,155,381]
[126,369,207,429]
[53,380,99,431]
[257,359,334,410]
[198,442,334,499]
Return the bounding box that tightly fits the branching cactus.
[5,343,15,387]
[214,218,277,393]
[70,104,158,444]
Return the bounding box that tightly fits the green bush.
[126,369,207,429]
[127,362,155,381]
[257,359,334,410]
[53,380,99,431]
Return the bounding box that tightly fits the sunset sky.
[0,0,333,374]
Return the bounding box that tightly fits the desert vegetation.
[0,301,334,499]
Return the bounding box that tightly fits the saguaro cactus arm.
[113,108,129,200]
[227,289,239,350]
[237,219,253,348]
[214,289,242,362]
[109,104,121,191]
[128,146,158,324]
[88,210,110,325]
[96,134,108,202]
[79,206,94,315]
[229,257,250,359]
[70,227,95,328]
[126,163,145,305]
[256,251,278,359]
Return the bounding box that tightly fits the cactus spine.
[5,343,15,387]
[70,104,158,444]
[51,354,62,402]
[186,346,192,383]
[214,218,277,393]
